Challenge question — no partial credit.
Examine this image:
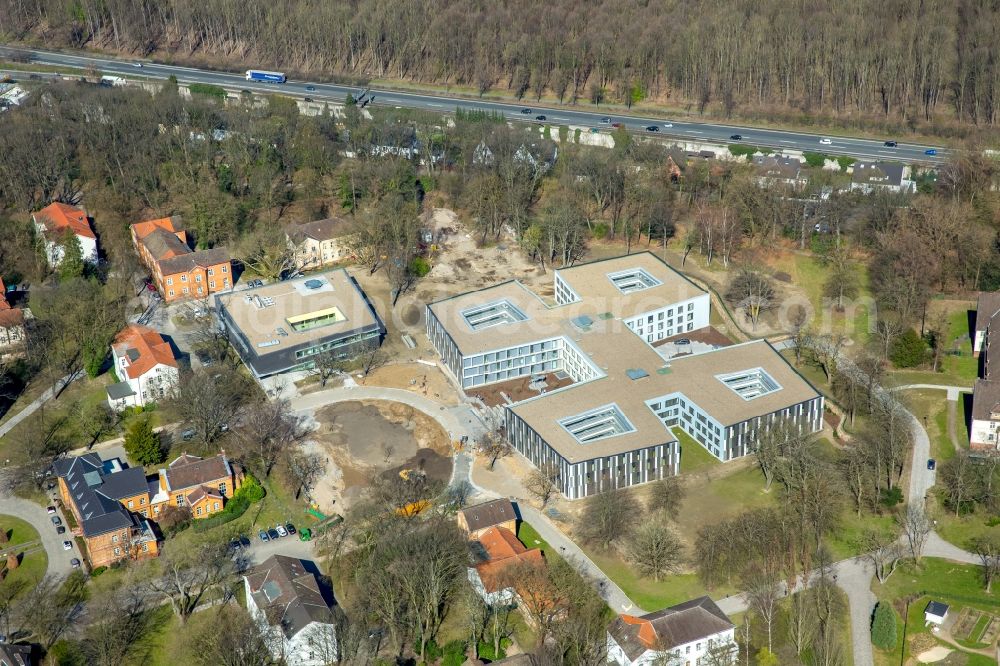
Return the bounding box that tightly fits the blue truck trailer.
[245,70,286,83]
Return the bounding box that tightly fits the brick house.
[52,454,159,568]
[0,279,28,360]
[130,216,232,302]
[457,498,518,539]
[32,202,99,267]
[53,451,242,567]
[105,324,179,410]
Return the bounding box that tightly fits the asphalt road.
[8,46,947,165]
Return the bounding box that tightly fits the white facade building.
[105,325,179,410]
[32,202,99,267]
[607,597,736,666]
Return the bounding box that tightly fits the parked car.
[239,535,251,548]
[267,528,279,540]
[306,85,316,91]
[520,108,531,114]
[819,138,832,145]
[46,506,56,515]
[285,523,296,535]
[927,458,937,471]
[229,538,241,551]
[180,428,196,441]
[259,530,270,542]
[535,115,546,121]
[883,140,898,147]
[646,125,659,132]
[275,524,288,537]
[730,134,743,141]
[589,127,600,133]
[925,149,938,156]
[252,279,264,288]
[56,526,66,535]
[70,558,81,568]
[50,516,61,526]
[62,541,72,551]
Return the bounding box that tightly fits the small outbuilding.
[924,600,949,626]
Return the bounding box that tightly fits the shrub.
[558,125,569,142]
[188,83,227,100]
[837,155,856,171]
[591,223,609,240]
[890,328,930,368]
[871,601,898,650]
[880,486,904,508]
[441,640,466,666]
[728,144,756,159]
[90,566,107,577]
[237,474,265,502]
[478,638,511,661]
[803,151,828,168]
[408,257,431,277]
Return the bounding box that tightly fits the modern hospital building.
[426,253,823,499]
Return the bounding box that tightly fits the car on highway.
[925,149,938,156]
[819,138,832,145]
[927,458,937,470]
[304,97,313,102]
[535,115,546,121]
[259,530,269,542]
[646,125,659,132]
[611,122,622,128]
[70,558,81,569]
[132,62,143,68]
[50,516,61,526]
[56,526,66,535]
[520,108,531,114]
[305,85,316,91]
[46,506,56,514]
[275,524,288,537]
[662,122,673,128]
[600,117,611,124]
[285,523,296,535]
[883,140,898,147]
[267,528,280,540]
[730,134,743,140]
[62,541,72,551]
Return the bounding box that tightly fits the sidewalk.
[0,370,82,438]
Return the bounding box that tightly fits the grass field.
[0,514,40,547]
[902,389,958,462]
[675,428,722,474]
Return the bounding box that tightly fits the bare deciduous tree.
[624,515,685,581]
[859,528,903,584]
[898,504,932,563]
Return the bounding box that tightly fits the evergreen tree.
[57,229,84,281]
[890,329,930,368]
[871,601,898,650]
[124,418,164,466]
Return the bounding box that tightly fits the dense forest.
[3,0,1000,130]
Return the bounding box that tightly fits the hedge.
[803,151,828,168]
[191,473,263,531]
[188,83,227,100]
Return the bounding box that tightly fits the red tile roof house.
[129,215,232,303]
[607,597,736,666]
[468,526,544,606]
[0,278,29,360]
[32,202,99,267]
[106,324,179,410]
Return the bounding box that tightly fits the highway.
[11,46,947,164]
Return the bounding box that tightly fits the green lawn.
[934,511,1000,548]
[517,521,559,562]
[673,428,721,474]
[826,511,898,561]
[901,389,957,462]
[0,547,47,597]
[0,514,40,547]
[587,549,733,611]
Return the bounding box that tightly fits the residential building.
[129,215,232,302]
[105,324,179,410]
[751,155,807,190]
[427,253,823,499]
[0,279,27,360]
[468,526,544,605]
[52,454,159,568]
[215,269,383,378]
[0,642,31,666]
[607,597,736,666]
[286,218,354,270]
[53,451,241,566]
[850,161,915,194]
[32,202,98,266]
[924,601,949,626]
[458,498,518,539]
[244,555,338,666]
[970,292,1000,453]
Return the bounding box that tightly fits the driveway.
[243,531,316,565]
[0,494,75,579]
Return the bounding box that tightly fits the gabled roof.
[0,641,31,666]
[186,485,224,506]
[0,308,24,329]
[112,324,178,379]
[158,247,231,275]
[976,292,1000,336]
[752,155,803,181]
[33,202,95,240]
[287,218,352,243]
[52,454,141,537]
[852,161,905,187]
[141,228,190,262]
[608,596,734,659]
[164,453,231,492]
[473,526,544,593]
[925,600,949,617]
[460,498,517,533]
[245,555,335,639]
[131,215,184,242]
[0,278,9,310]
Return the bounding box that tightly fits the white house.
[286,218,354,271]
[244,555,338,666]
[849,161,915,195]
[607,597,736,666]
[105,325,179,410]
[32,202,99,267]
[925,600,949,626]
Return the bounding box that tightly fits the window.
[181,275,187,282]
[221,265,228,273]
[140,497,146,505]
[168,290,174,297]
[140,509,147,516]
[154,505,160,514]
[112,535,119,543]
[182,287,189,294]
[197,287,203,294]
[219,482,227,495]
[113,547,120,556]
[213,501,220,511]
[166,277,173,285]
[208,268,214,276]
[209,281,215,289]
[176,495,185,507]
[142,543,149,552]
[717,368,782,400]
[460,300,529,331]
[195,274,202,282]
[127,500,134,508]
[607,268,662,293]
[559,404,636,443]
[196,506,203,516]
